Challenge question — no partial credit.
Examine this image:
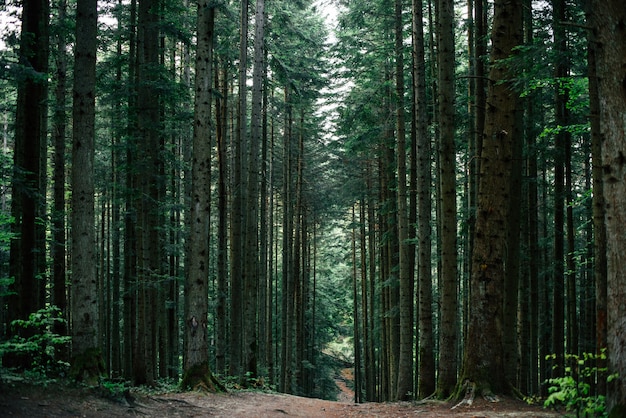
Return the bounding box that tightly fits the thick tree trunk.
[133,0,162,385]
[8,0,49,364]
[70,0,104,384]
[459,0,523,398]
[589,1,626,415]
[436,0,458,398]
[181,0,220,392]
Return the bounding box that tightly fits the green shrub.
[544,350,617,418]
[0,306,70,377]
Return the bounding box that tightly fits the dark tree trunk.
[589,1,626,414]
[230,0,248,379]
[436,0,458,398]
[8,0,49,362]
[51,0,68,360]
[394,0,413,402]
[181,0,220,392]
[412,0,435,398]
[70,0,104,384]
[459,0,523,398]
[585,0,607,396]
[551,0,568,374]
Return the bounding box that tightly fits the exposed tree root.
[451,380,476,409]
[451,380,500,410]
[180,362,227,393]
[69,347,106,386]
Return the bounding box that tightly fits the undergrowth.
[544,350,617,418]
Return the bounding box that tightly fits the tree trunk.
[181,0,220,392]
[585,1,607,396]
[215,62,229,376]
[551,0,567,374]
[279,87,294,394]
[7,0,49,366]
[123,0,138,380]
[589,1,626,414]
[243,0,265,378]
[352,205,362,403]
[366,172,378,401]
[70,0,104,384]
[523,0,540,394]
[436,0,458,398]
[395,0,413,402]
[412,0,435,399]
[359,200,372,401]
[51,0,68,361]
[381,80,400,400]
[230,0,248,379]
[459,0,523,397]
[503,91,523,388]
[134,0,162,385]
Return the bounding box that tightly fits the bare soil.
[0,376,563,418]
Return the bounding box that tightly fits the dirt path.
[0,379,563,417]
[334,368,355,402]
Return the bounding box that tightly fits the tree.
[459,0,523,397]
[412,0,435,399]
[584,0,607,397]
[181,0,219,391]
[7,0,49,366]
[551,0,567,374]
[69,0,104,383]
[133,0,162,385]
[229,0,248,379]
[243,0,266,378]
[436,0,458,397]
[395,0,413,402]
[51,0,68,355]
[589,1,626,415]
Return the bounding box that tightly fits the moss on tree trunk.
[69,347,105,385]
[180,362,226,393]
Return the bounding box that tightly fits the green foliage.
[0,306,70,377]
[544,350,616,417]
[98,378,131,400]
[0,213,15,298]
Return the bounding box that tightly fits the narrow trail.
[334,367,355,402]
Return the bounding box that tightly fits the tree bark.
[395,0,414,402]
[551,0,567,374]
[412,0,435,399]
[70,0,104,384]
[243,0,266,378]
[436,0,458,398]
[181,0,220,392]
[8,0,49,362]
[51,0,68,360]
[459,0,523,397]
[585,0,607,396]
[589,1,626,414]
[230,0,248,379]
[215,62,229,376]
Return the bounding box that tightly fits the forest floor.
[0,372,565,418]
